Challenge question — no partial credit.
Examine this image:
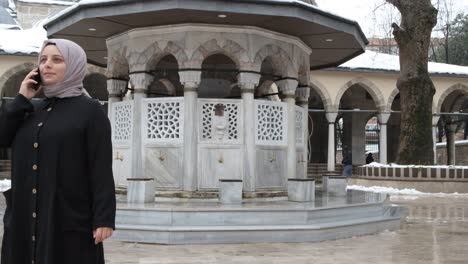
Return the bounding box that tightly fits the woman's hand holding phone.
[19,68,43,100]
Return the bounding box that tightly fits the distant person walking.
[366,152,375,164]
[342,150,353,177]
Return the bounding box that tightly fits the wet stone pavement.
[1,195,468,264]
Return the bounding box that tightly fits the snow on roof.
[339,50,468,76]
[18,0,75,6]
[0,22,46,55]
[44,0,360,30]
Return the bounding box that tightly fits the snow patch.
[0,179,11,192]
[348,185,468,197]
[362,162,468,169]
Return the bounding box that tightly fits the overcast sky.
[315,0,468,38]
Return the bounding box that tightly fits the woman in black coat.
[0,39,116,264]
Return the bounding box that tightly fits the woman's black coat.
[0,94,116,264]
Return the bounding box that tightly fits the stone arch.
[189,38,246,69]
[309,78,333,112]
[254,44,297,78]
[435,83,468,113]
[134,41,188,72]
[386,88,400,112]
[335,77,386,111]
[107,45,130,79]
[257,80,280,101]
[0,62,35,98]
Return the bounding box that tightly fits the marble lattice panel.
[197,99,243,145]
[111,101,134,146]
[144,147,183,189]
[142,98,184,145]
[198,147,243,189]
[255,100,288,146]
[255,148,287,188]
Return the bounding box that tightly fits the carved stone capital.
[295,86,310,102]
[179,70,202,89]
[276,79,298,96]
[129,73,154,90]
[237,72,261,92]
[107,79,127,96]
[325,112,338,123]
[377,112,391,124]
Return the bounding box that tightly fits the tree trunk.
[386,0,438,165]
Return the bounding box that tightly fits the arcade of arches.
[1,38,468,168]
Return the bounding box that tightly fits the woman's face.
[39,45,66,86]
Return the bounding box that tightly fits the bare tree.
[386,0,438,165]
[430,0,455,63]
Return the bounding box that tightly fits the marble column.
[325,112,338,172]
[106,79,127,118]
[277,79,299,179]
[377,112,391,164]
[179,71,201,191]
[296,87,310,178]
[129,73,154,179]
[238,72,261,192]
[445,120,457,165]
[432,115,440,164]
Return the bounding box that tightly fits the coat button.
[33,142,39,148]
[32,212,36,218]
[32,165,38,171]
[32,188,37,194]
[47,107,52,112]
[32,235,35,241]
[37,122,43,127]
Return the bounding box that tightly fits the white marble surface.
[127,179,155,203]
[219,181,243,204]
[145,147,183,189]
[198,147,243,189]
[323,176,347,196]
[287,180,315,202]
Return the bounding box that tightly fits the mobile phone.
[32,69,41,90]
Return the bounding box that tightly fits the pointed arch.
[254,44,297,78]
[335,77,386,111]
[386,88,400,112]
[189,38,246,69]
[435,83,468,113]
[309,78,333,112]
[0,62,35,98]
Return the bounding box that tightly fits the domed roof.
[299,0,317,6]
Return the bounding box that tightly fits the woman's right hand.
[19,68,43,100]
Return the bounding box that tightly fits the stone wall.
[436,141,468,165]
[16,1,71,29]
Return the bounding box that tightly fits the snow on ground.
[363,162,468,169]
[348,184,468,197]
[436,139,468,146]
[0,179,10,192]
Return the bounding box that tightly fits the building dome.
[300,0,317,6]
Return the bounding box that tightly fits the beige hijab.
[39,39,87,98]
